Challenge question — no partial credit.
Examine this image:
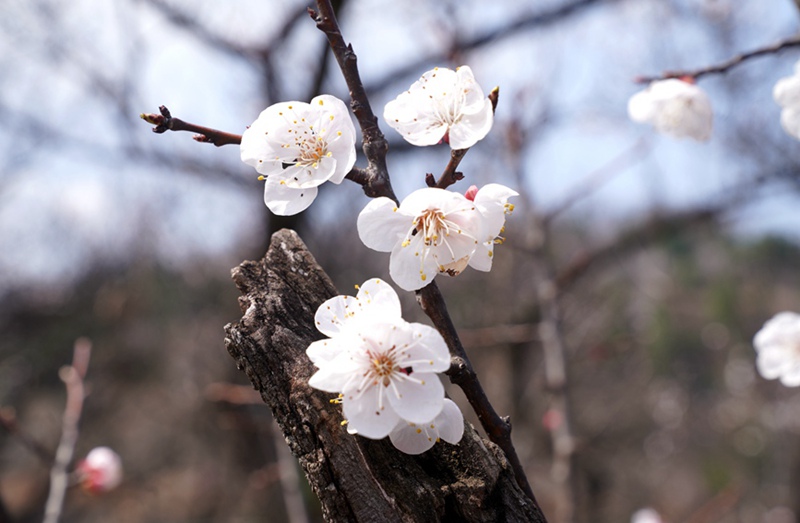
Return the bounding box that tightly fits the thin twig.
[635,34,800,84]
[0,408,55,465]
[544,138,651,222]
[43,338,92,523]
[140,106,242,147]
[309,3,397,203]
[311,0,543,513]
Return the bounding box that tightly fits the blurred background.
[1,0,799,521]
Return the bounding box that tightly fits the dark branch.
[310,2,397,203]
[140,106,242,147]
[635,34,800,83]
[365,0,612,94]
[417,283,540,508]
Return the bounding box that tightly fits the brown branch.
[417,283,541,510]
[140,106,242,147]
[309,2,397,203]
[365,0,614,95]
[311,0,543,511]
[43,337,92,523]
[635,34,800,84]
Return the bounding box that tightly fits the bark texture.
[224,229,545,523]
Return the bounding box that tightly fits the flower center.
[418,208,449,247]
[367,346,399,387]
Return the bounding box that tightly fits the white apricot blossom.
[306,279,452,440]
[77,447,123,494]
[389,398,464,455]
[628,78,712,141]
[357,184,517,291]
[384,66,493,149]
[240,94,356,215]
[773,62,800,140]
[753,312,800,387]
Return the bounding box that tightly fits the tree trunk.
[224,229,546,523]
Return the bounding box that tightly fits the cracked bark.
[224,229,545,523]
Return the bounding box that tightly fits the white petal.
[388,419,437,455]
[448,102,493,149]
[306,338,347,366]
[773,74,800,108]
[314,295,359,337]
[389,235,440,291]
[780,107,800,140]
[473,183,518,239]
[263,177,317,215]
[342,383,401,439]
[435,399,465,444]
[278,155,337,189]
[355,278,402,319]
[627,89,658,124]
[468,242,495,272]
[358,197,409,252]
[307,349,360,393]
[386,372,444,424]
[403,322,451,372]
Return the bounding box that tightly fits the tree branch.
[635,33,800,83]
[140,106,242,147]
[310,1,543,511]
[43,338,92,523]
[309,2,397,203]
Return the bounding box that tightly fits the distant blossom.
[752,312,800,387]
[628,78,712,141]
[630,508,664,523]
[306,279,456,444]
[384,66,493,149]
[357,184,517,291]
[240,95,356,215]
[773,62,800,140]
[77,447,122,494]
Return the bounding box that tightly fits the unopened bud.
[77,447,122,494]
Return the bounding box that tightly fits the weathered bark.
[224,229,545,523]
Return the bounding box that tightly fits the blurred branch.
[365,0,614,94]
[554,206,721,291]
[0,408,55,465]
[271,419,310,523]
[140,106,242,147]
[635,34,800,83]
[311,0,542,509]
[544,138,652,222]
[684,485,743,523]
[43,338,92,523]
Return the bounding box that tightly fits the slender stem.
[140,105,242,146]
[417,283,540,508]
[311,0,543,513]
[635,33,800,83]
[43,338,92,523]
[309,3,397,203]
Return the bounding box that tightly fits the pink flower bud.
[77,447,122,494]
[464,185,479,201]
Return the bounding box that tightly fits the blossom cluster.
[239,66,509,453]
[773,63,800,140]
[628,78,712,141]
[752,312,800,387]
[307,279,464,454]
